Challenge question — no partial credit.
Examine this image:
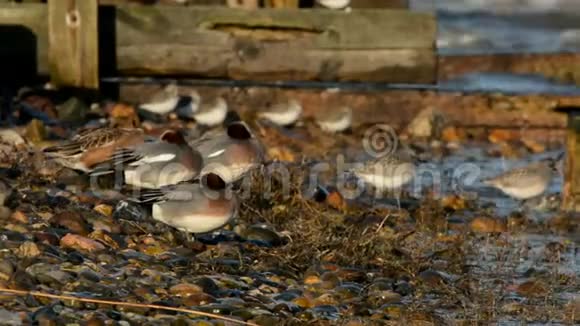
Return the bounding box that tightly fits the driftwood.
[0,3,436,83]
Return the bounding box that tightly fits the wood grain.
[48,0,99,89]
[0,4,435,83]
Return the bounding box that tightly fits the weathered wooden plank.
[99,0,227,4]
[114,6,435,82]
[0,4,435,83]
[226,0,258,8]
[350,0,408,8]
[264,0,299,8]
[48,0,99,89]
[118,45,433,82]
[115,6,434,48]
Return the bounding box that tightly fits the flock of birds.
[36,82,356,242]
[138,83,354,134]
[29,82,566,242]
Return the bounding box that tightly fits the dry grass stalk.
[0,287,258,326]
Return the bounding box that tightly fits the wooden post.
[555,106,580,211]
[264,0,299,8]
[1,4,435,83]
[48,0,98,89]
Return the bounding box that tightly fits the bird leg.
[181,231,195,246]
[395,192,401,211]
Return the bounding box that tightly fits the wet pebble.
[34,231,60,246]
[367,290,402,307]
[249,314,281,326]
[15,241,41,258]
[273,290,302,302]
[241,224,283,247]
[470,216,507,233]
[9,210,28,224]
[309,305,341,320]
[292,296,313,309]
[379,303,404,319]
[271,301,301,314]
[510,279,549,298]
[195,304,236,315]
[181,292,216,306]
[0,260,14,280]
[320,271,341,289]
[334,283,363,300]
[417,269,448,287]
[93,204,113,217]
[367,278,394,294]
[60,233,105,252]
[304,274,321,285]
[25,263,73,287]
[312,293,339,306]
[502,302,525,314]
[50,211,90,235]
[190,277,219,294]
[0,230,28,242]
[394,280,414,296]
[79,268,102,283]
[169,283,204,297]
[335,268,367,283]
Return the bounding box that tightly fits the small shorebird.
[191,121,265,183]
[258,99,302,127]
[175,90,202,119]
[193,96,228,127]
[316,0,350,9]
[135,173,238,240]
[483,158,559,200]
[405,107,447,140]
[316,106,352,133]
[352,150,417,208]
[91,130,203,189]
[43,127,149,172]
[139,83,180,115]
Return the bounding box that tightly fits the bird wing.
[43,141,84,157]
[89,142,176,176]
[136,182,200,204]
[44,128,139,157]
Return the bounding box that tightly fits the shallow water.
[438,73,580,96]
[331,138,578,323]
[411,0,580,55]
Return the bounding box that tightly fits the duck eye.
[227,123,252,140]
[161,130,185,144]
[203,173,226,191]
